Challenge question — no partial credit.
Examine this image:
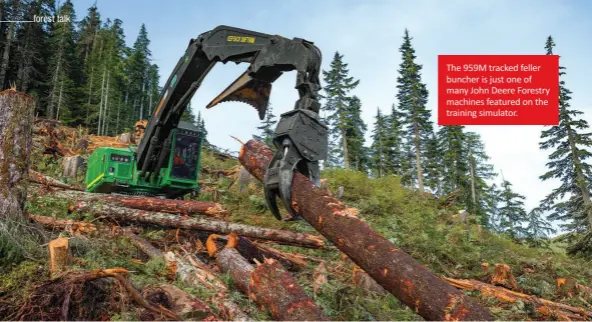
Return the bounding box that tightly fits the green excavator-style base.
[85,122,204,199]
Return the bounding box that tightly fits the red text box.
[438,55,559,125]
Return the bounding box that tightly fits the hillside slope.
[1,121,591,321]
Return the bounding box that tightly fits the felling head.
[206,70,271,120]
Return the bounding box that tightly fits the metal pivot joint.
[264,108,328,221]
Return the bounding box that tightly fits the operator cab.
[170,121,202,182]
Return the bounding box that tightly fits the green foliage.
[539,35,592,242]
[321,51,364,169]
[254,102,277,147]
[396,29,433,191]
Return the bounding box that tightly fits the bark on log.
[29,169,83,191]
[0,89,35,263]
[444,277,592,321]
[239,139,494,321]
[217,248,328,321]
[207,232,306,270]
[216,248,254,294]
[37,188,228,217]
[76,201,324,248]
[249,258,328,320]
[48,237,71,275]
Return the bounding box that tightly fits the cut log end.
[48,237,71,276]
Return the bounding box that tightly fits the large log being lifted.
[217,248,328,321]
[75,201,324,248]
[239,139,494,321]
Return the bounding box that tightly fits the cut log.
[29,169,83,191]
[444,277,592,321]
[127,232,249,321]
[36,188,228,217]
[62,155,84,178]
[491,263,518,290]
[30,213,98,235]
[48,237,71,275]
[101,196,228,217]
[29,213,142,237]
[238,139,494,321]
[216,248,254,294]
[0,89,36,264]
[207,232,307,270]
[217,248,328,321]
[75,201,324,248]
[141,284,219,321]
[249,258,328,321]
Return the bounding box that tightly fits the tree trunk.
[97,66,106,135]
[102,71,110,135]
[0,18,16,88]
[414,123,424,192]
[75,202,325,248]
[217,248,328,321]
[238,139,493,321]
[55,80,64,120]
[0,89,35,263]
[86,65,95,125]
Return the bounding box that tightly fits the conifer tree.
[539,36,592,253]
[255,102,277,146]
[45,0,78,122]
[322,51,360,169]
[385,103,405,176]
[344,95,368,171]
[465,131,496,222]
[498,179,528,240]
[437,125,469,200]
[484,183,502,230]
[423,131,443,195]
[370,107,389,177]
[523,207,556,247]
[396,29,432,192]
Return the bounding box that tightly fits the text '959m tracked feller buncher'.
[85,25,328,219]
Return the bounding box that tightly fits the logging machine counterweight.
[85,25,328,217]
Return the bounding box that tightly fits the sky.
[72,0,592,230]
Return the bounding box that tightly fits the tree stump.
[62,155,84,178]
[48,237,71,275]
[0,89,35,264]
[490,263,518,290]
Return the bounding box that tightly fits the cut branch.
[238,139,493,321]
[29,169,83,191]
[76,201,324,248]
[126,232,249,321]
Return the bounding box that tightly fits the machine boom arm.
[136,25,328,220]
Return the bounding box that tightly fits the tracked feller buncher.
[85,25,328,220]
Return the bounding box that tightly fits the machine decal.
[170,75,178,87]
[227,35,255,43]
[154,90,169,117]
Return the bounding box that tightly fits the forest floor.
[1,120,592,321]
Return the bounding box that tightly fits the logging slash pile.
[2,116,592,321]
